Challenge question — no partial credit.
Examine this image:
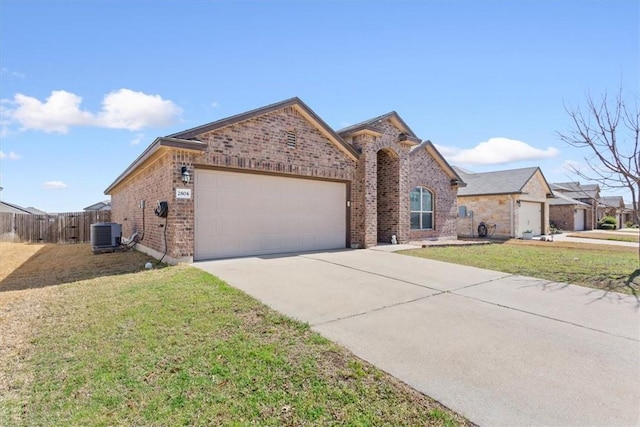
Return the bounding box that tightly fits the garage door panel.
[518,202,542,235]
[195,170,346,260]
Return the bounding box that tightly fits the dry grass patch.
[0,242,44,282]
[0,243,159,293]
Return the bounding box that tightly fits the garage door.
[194,169,347,260]
[574,209,585,231]
[519,201,542,235]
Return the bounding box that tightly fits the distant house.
[455,166,553,238]
[599,196,625,228]
[0,201,33,214]
[84,200,111,211]
[623,202,638,226]
[549,182,600,230]
[548,192,590,231]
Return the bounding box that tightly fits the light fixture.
[516,199,521,207]
[181,166,191,184]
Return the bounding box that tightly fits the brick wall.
[549,205,577,231]
[408,146,458,240]
[376,149,399,243]
[110,153,182,260]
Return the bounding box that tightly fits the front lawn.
[401,240,639,295]
[1,261,468,426]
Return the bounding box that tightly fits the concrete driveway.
[196,249,640,426]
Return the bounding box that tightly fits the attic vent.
[286,130,297,148]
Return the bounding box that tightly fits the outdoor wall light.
[181,166,191,184]
[516,199,521,207]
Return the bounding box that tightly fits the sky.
[0,0,638,212]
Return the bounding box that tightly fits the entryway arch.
[376,148,400,243]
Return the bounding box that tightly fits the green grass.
[401,242,639,295]
[2,266,466,426]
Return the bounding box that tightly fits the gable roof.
[549,191,590,207]
[337,111,418,139]
[0,200,34,214]
[168,97,359,161]
[599,195,625,208]
[410,140,464,184]
[105,137,208,194]
[456,166,551,197]
[84,200,111,211]
[550,182,600,200]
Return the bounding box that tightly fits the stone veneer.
[457,170,550,238]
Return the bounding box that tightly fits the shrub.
[598,216,617,229]
[600,216,617,225]
[625,221,635,228]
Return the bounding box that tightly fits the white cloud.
[211,101,219,108]
[437,137,559,166]
[0,151,20,160]
[1,89,182,134]
[9,91,94,133]
[43,181,67,189]
[97,89,182,130]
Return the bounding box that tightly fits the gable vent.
[286,130,297,148]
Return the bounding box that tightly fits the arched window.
[410,187,433,230]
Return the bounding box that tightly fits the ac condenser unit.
[91,222,122,253]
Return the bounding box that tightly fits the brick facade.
[107,98,460,263]
[549,205,586,231]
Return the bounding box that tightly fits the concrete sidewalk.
[196,249,640,426]
[552,231,638,247]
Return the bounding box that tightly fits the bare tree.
[557,89,639,263]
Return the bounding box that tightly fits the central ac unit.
[91,222,122,253]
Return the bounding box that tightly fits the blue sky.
[1,0,638,212]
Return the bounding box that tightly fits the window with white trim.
[410,187,434,230]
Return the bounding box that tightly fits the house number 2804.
[176,188,192,199]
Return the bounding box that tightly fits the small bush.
[598,216,617,229]
[625,221,635,228]
[600,216,617,225]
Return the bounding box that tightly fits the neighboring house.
[105,97,462,263]
[548,192,590,231]
[84,200,111,211]
[549,182,600,230]
[623,202,638,226]
[599,195,625,228]
[455,166,553,238]
[0,200,34,214]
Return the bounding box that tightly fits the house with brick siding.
[548,192,590,231]
[455,166,553,239]
[549,182,600,230]
[105,97,462,263]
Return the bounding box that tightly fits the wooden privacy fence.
[0,211,112,244]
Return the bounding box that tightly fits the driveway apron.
[196,249,640,427]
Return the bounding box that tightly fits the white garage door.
[519,201,542,235]
[194,169,347,260]
[574,209,585,231]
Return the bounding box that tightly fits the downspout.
[509,195,515,237]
